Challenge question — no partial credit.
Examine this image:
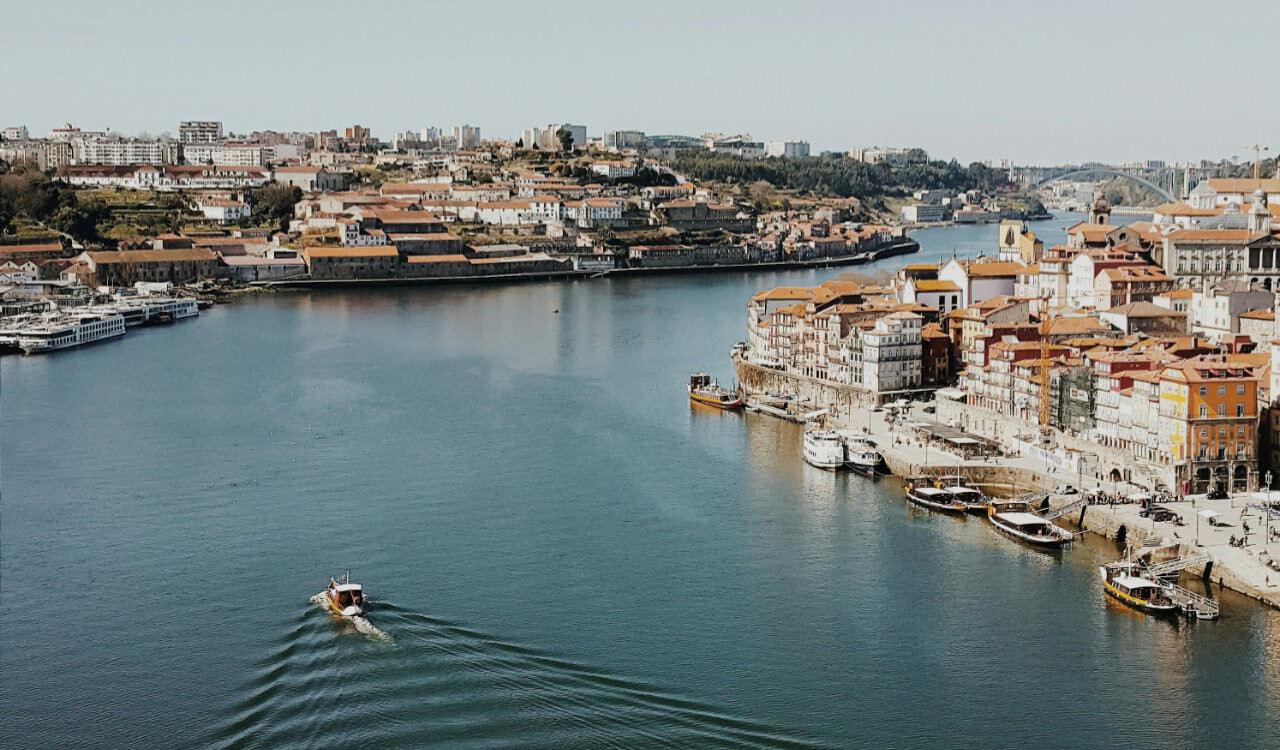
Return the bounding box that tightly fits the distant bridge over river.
[1012,163,1196,203]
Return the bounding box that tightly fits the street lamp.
[1267,471,1273,554]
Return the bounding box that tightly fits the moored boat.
[986,499,1073,547]
[1099,561,1177,614]
[803,427,844,470]
[16,312,126,354]
[844,434,882,475]
[687,372,744,409]
[323,571,365,618]
[905,477,968,512]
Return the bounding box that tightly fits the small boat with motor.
[803,427,845,470]
[986,499,1073,548]
[323,571,365,617]
[687,372,744,409]
[1099,561,1177,614]
[844,434,882,475]
[905,477,968,512]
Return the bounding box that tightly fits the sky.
[3,0,1277,166]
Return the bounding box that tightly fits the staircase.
[1145,551,1214,578]
[1043,497,1087,521]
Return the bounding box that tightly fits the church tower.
[1248,187,1271,234]
[1088,191,1111,225]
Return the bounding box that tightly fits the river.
[4,212,1278,748]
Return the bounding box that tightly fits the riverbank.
[256,239,921,288]
[730,355,1280,612]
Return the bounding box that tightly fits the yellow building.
[997,220,1043,265]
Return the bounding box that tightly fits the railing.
[1161,581,1220,619]
[1145,551,1214,577]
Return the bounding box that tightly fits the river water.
[4,213,1279,748]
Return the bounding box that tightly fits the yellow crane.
[1039,291,1052,441]
[1246,144,1270,179]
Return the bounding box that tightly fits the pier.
[733,358,1280,612]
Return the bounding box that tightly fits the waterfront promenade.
[856,399,1280,610]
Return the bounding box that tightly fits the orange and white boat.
[687,373,743,409]
[323,571,365,618]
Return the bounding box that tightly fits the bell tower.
[1089,191,1111,225]
[1248,187,1271,234]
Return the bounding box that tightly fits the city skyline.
[4,0,1277,165]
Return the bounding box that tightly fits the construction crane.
[1038,290,1052,444]
[1246,144,1270,179]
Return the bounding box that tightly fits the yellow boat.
[1099,562,1177,614]
[687,373,743,409]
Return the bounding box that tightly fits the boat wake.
[207,601,824,749]
[309,592,392,642]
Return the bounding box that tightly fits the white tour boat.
[844,434,882,475]
[803,428,845,471]
[16,312,126,354]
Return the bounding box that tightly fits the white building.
[861,311,923,395]
[195,197,250,224]
[524,124,586,151]
[590,161,636,179]
[764,141,810,159]
[602,130,645,150]
[183,142,265,167]
[938,257,1022,307]
[75,136,180,165]
[179,121,223,144]
[452,125,481,150]
[1,125,29,140]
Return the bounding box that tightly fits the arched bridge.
[1026,167,1175,202]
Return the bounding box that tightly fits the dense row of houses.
[742,178,1280,495]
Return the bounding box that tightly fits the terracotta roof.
[1205,178,1280,194]
[1239,309,1275,321]
[304,246,399,258]
[1166,228,1261,242]
[1045,316,1106,335]
[405,254,469,263]
[960,260,1025,277]
[912,280,961,292]
[85,249,217,263]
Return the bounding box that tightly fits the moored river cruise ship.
[15,313,126,354]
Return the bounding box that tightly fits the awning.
[1198,509,1221,519]
[1128,493,1152,502]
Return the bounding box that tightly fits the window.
[1238,426,1245,436]
[1218,385,1226,396]
[1219,427,1227,436]
[1237,403,1245,417]
[1238,384,1246,396]
[1199,385,1207,396]
[1200,428,1208,437]
[1218,404,1226,417]
[1199,404,1208,418]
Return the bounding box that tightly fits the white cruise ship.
[803,428,845,471]
[15,312,126,354]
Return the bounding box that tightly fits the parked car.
[1140,505,1182,524]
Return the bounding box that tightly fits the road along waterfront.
[4,214,1280,748]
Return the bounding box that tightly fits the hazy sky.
[3,1,1276,166]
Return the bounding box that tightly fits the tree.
[747,180,778,212]
[251,183,302,231]
[556,127,574,153]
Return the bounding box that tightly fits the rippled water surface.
[5,214,1279,748]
